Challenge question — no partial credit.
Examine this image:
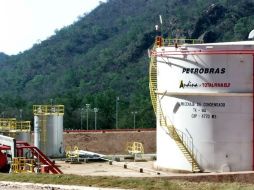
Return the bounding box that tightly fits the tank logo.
[202,82,230,87]
[182,67,226,74]
[179,80,231,88]
[179,80,198,88]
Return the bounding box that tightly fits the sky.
[0,0,105,55]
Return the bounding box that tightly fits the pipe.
[34,116,40,149]
[152,49,254,56]
[253,54,254,171]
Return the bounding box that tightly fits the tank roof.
[33,105,64,115]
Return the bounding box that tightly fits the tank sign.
[157,45,253,93]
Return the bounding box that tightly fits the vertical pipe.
[251,54,254,170]
[34,115,40,149]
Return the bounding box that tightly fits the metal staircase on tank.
[40,115,47,154]
[149,46,158,113]
[149,38,202,172]
[16,141,63,174]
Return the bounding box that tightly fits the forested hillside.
[0,53,8,63]
[0,0,253,129]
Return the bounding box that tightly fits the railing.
[40,115,47,154]
[33,105,64,115]
[158,101,201,172]
[16,121,31,131]
[16,141,63,174]
[155,36,203,47]
[164,38,203,46]
[11,157,35,173]
[0,119,31,132]
[126,142,144,155]
[149,45,158,114]
[0,118,16,132]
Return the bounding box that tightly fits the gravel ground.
[0,161,160,190]
[0,181,126,190]
[58,160,163,177]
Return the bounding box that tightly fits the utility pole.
[80,108,84,130]
[86,104,90,130]
[94,108,99,130]
[115,97,119,129]
[131,111,138,129]
[19,109,23,120]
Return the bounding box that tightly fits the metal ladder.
[149,45,202,172]
[40,115,47,154]
[149,47,158,114]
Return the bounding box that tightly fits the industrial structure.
[150,37,254,172]
[0,118,31,142]
[0,134,62,174]
[0,105,64,174]
[33,105,64,157]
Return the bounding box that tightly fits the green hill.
[0,0,253,129]
[0,53,8,63]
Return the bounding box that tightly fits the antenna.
[248,29,254,39]
[159,15,163,36]
[159,15,163,25]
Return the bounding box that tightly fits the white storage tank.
[15,121,31,143]
[33,105,64,157]
[152,40,254,172]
